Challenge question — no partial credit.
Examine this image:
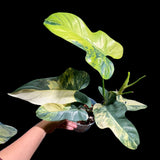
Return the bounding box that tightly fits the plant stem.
[118,72,130,95]
[118,72,146,95]
[121,91,134,95]
[102,78,105,98]
[127,75,146,88]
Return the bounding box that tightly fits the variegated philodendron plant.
[8,12,147,150]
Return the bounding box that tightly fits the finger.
[65,120,77,128]
[65,126,75,130]
[58,120,77,130]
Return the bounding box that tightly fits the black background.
[0,0,158,159]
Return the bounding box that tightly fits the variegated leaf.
[44,12,123,79]
[0,122,17,144]
[93,102,140,150]
[117,95,147,111]
[9,89,77,105]
[36,103,88,121]
[8,68,91,107]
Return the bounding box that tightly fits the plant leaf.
[98,85,147,111]
[9,89,77,105]
[93,102,140,150]
[36,103,88,121]
[0,122,17,144]
[98,86,116,105]
[58,67,90,90]
[11,68,90,92]
[117,95,147,111]
[8,68,91,107]
[44,12,123,79]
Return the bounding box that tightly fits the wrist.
[35,120,57,134]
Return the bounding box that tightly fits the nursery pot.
[74,116,94,133]
[74,98,96,133]
[74,121,94,133]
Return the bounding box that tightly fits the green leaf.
[44,12,123,79]
[74,91,92,108]
[8,68,91,107]
[98,86,116,105]
[93,102,140,150]
[36,103,88,122]
[117,95,147,111]
[0,122,17,144]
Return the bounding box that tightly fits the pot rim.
[76,121,95,127]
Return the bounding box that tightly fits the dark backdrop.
[0,0,157,159]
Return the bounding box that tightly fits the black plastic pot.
[74,98,96,133]
[74,121,94,133]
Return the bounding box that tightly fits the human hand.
[57,119,77,131]
[36,120,77,134]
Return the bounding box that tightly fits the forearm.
[0,122,47,160]
[0,120,77,160]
